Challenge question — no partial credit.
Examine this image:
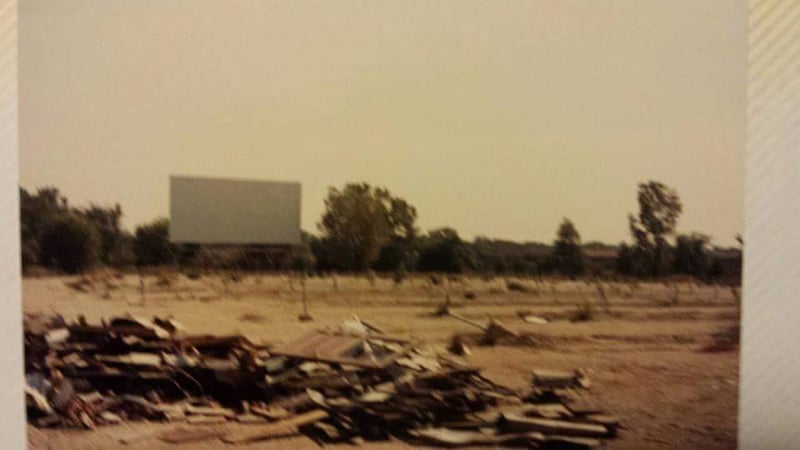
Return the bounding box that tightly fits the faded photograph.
[20,2,744,449]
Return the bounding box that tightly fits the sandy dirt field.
[23,273,740,449]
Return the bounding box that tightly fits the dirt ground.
[23,272,740,449]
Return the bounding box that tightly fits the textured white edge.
[0,0,25,448]
[740,1,800,449]
[4,2,797,449]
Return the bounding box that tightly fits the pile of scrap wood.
[24,313,621,448]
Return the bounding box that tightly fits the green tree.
[75,203,127,265]
[616,242,634,275]
[39,214,100,273]
[289,231,317,271]
[549,218,584,277]
[317,183,417,271]
[417,228,474,273]
[673,233,711,278]
[108,231,136,268]
[628,181,683,276]
[133,218,176,266]
[19,186,70,268]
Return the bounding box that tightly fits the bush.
[133,218,176,266]
[108,233,136,268]
[39,214,100,273]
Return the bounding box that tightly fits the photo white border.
[0,0,25,448]
[740,1,800,448]
[1,1,798,449]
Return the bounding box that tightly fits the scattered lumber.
[24,314,623,448]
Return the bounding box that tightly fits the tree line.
[20,187,173,273]
[19,181,741,283]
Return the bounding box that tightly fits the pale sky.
[19,0,746,246]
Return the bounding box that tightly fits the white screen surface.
[169,176,301,245]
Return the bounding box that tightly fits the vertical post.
[444,275,451,310]
[139,273,145,305]
[302,270,308,316]
[299,269,312,321]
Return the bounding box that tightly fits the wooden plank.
[185,404,236,418]
[187,415,228,424]
[159,427,227,444]
[236,414,268,424]
[95,352,162,368]
[501,413,608,437]
[583,414,620,429]
[531,369,579,389]
[222,409,329,444]
[99,412,122,424]
[269,331,408,369]
[518,403,574,419]
[412,428,545,446]
[478,403,572,423]
[250,405,291,421]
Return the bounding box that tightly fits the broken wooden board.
[182,334,260,353]
[159,426,228,444]
[99,412,123,424]
[357,391,393,404]
[517,403,574,419]
[95,352,163,368]
[476,402,572,423]
[222,409,329,444]
[187,415,229,425]
[532,369,577,387]
[269,330,410,369]
[310,421,344,442]
[236,414,268,424]
[110,316,172,339]
[250,405,291,421]
[268,389,326,412]
[583,414,621,430]
[395,353,443,372]
[45,328,70,345]
[24,386,53,415]
[500,413,608,437]
[185,404,236,418]
[411,428,545,447]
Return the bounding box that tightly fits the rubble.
[24,312,623,447]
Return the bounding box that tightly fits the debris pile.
[24,313,621,448]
